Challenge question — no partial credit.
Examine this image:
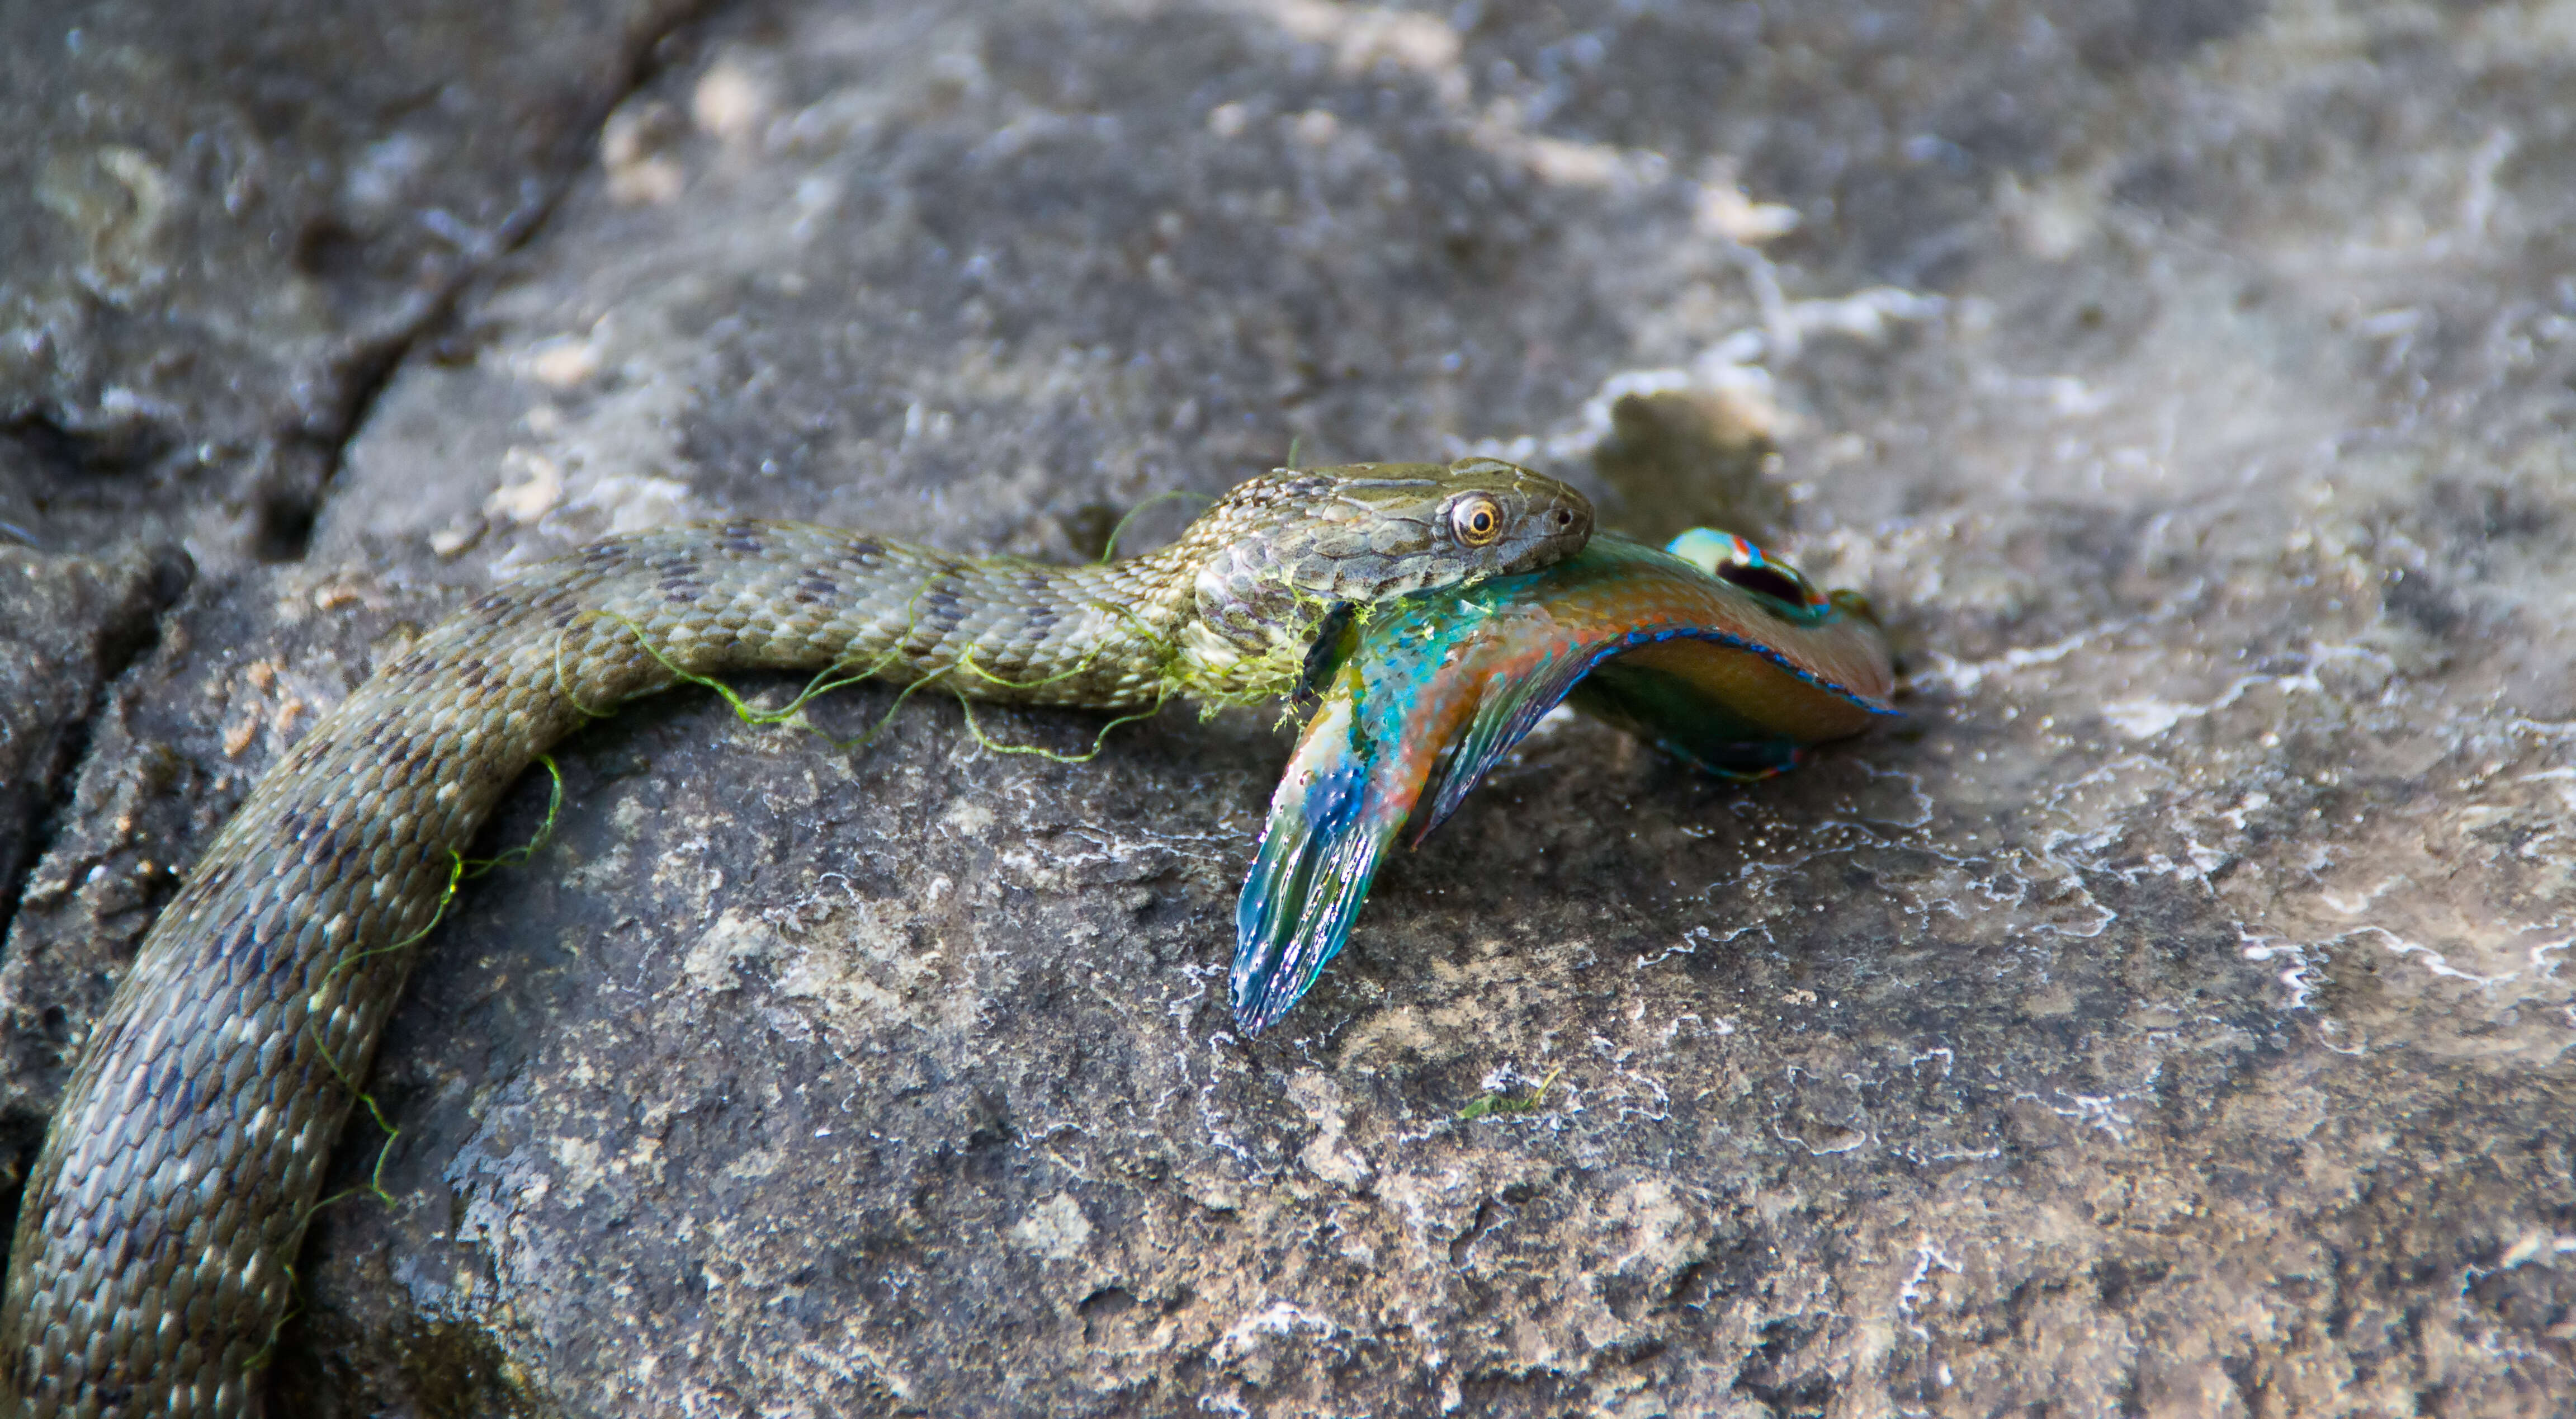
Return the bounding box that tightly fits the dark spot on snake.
[166,1071,200,1127]
[304,827,348,870]
[919,583,968,630]
[145,1050,183,1101]
[386,739,438,784]
[112,1203,167,1275]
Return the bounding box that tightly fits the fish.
[1232,529,1898,1033]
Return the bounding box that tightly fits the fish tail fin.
[1231,748,1397,1033]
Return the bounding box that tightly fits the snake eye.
[1450,493,1505,548]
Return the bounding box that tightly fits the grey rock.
[0,540,186,1180]
[0,0,704,567]
[6,0,2575,1415]
[0,545,182,907]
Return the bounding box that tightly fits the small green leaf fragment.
[1456,1064,1564,1122]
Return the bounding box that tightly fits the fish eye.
[1450,493,1505,547]
[1716,558,1819,607]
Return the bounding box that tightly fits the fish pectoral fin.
[1412,645,1592,841]
[1230,800,1390,1034]
[1231,700,1398,1033]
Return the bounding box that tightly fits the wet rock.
[5,0,2574,1415]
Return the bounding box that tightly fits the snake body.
[1,459,1590,1417]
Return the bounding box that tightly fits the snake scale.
[1,458,1591,1416]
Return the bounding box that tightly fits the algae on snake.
[1,459,1590,1417]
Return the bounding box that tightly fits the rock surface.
[0,0,702,566]
[6,1,2575,1415]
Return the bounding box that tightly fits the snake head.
[1197,457,1590,601]
[1179,458,1592,688]
[1273,456,1595,599]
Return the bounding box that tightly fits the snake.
[0,458,1592,1417]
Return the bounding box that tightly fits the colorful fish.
[1232,529,1898,1033]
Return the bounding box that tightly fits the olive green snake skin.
[1,459,1590,1416]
